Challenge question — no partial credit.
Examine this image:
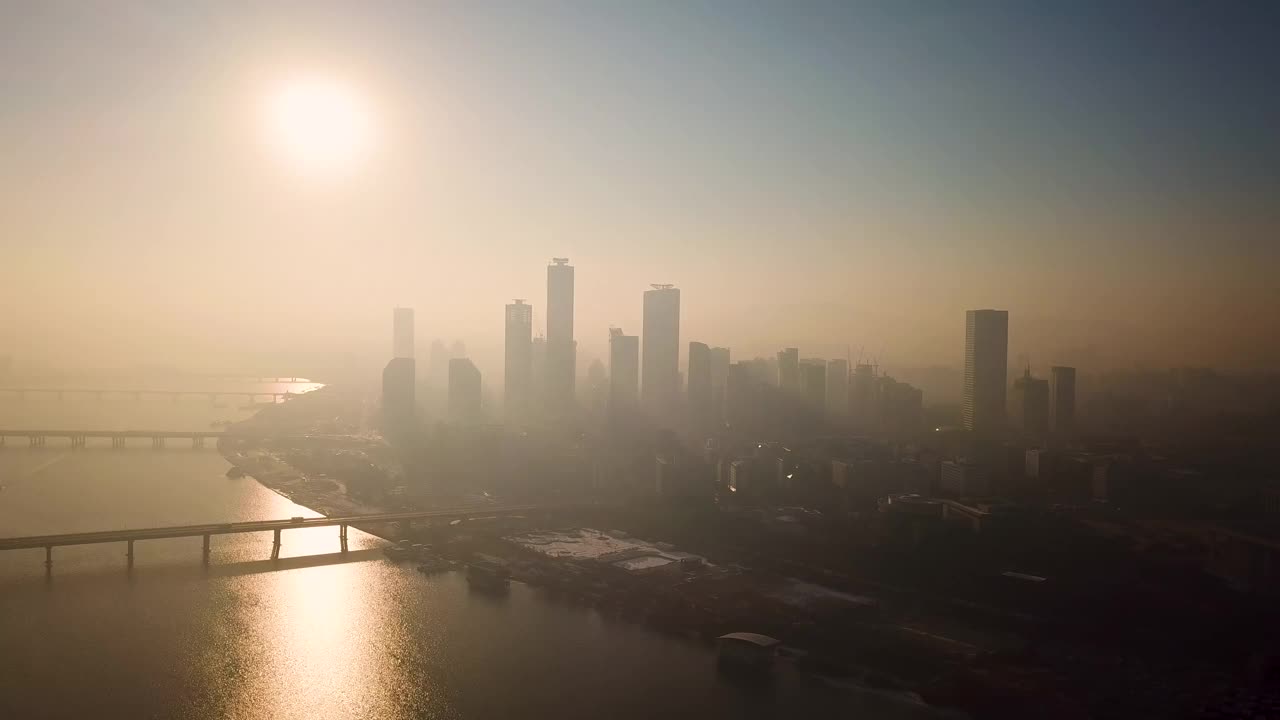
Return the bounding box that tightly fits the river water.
[0,382,942,719]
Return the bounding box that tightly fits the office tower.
[1011,366,1050,439]
[545,258,576,413]
[963,309,1009,435]
[1050,366,1077,438]
[393,307,414,359]
[849,363,877,429]
[448,358,482,424]
[530,334,546,408]
[382,357,416,430]
[709,347,730,421]
[608,328,639,420]
[777,348,799,391]
[826,358,849,420]
[687,342,713,426]
[641,284,680,418]
[504,299,533,423]
[799,359,827,411]
[585,358,608,417]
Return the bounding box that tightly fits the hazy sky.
[3,1,1278,379]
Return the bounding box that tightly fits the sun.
[266,77,373,176]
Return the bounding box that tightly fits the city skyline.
[5,5,1280,719]
[3,4,1278,375]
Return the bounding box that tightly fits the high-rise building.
[687,342,713,425]
[1050,366,1077,438]
[448,358,482,424]
[963,309,1009,436]
[641,284,680,418]
[545,258,575,413]
[530,334,546,408]
[504,299,533,423]
[777,348,799,391]
[393,307,414,359]
[608,328,639,421]
[1011,366,1050,439]
[826,358,849,420]
[382,357,416,430]
[849,363,877,429]
[709,347,730,421]
[799,359,826,411]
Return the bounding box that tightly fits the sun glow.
[266,77,373,176]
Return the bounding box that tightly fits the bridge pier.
[192,436,204,449]
[126,540,135,570]
[271,529,282,560]
[70,435,85,449]
[339,524,348,553]
[152,437,165,449]
[202,534,211,564]
[29,436,44,447]
[112,436,126,449]
[45,546,53,572]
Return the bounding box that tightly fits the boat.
[416,556,452,575]
[225,466,246,479]
[466,562,510,591]
[716,632,780,674]
[383,540,413,561]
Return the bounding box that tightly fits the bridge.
[0,429,226,448]
[0,387,311,402]
[0,504,569,571]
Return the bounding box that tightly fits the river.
[0,382,945,719]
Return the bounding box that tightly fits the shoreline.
[217,386,398,538]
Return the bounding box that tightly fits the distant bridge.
[0,387,312,402]
[0,429,226,449]
[0,504,577,571]
[0,428,380,450]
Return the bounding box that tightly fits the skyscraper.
[709,346,731,421]
[849,363,877,429]
[963,309,1009,435]
[777,348,799,391]
[608,327,639,421]
[448,358,482,424]
[1050,366,1077,438]
[545,258,575,414]
[1011,366,1050,439]
[825,358,849,420]
[393,307,414,359]
[382,357,416,431]
[799,359,827,411]
[504,299,533,423]
[641,284,680,418]
[687,341,713,426]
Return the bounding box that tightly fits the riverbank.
[217,384,397,526]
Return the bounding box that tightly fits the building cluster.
[380,267,1101,522]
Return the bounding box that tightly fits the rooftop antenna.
[551,257,570,265]
[651,283,674,290]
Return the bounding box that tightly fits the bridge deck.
[0,429,227,438]
[0,388,299,396]
[0,505,551,551]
